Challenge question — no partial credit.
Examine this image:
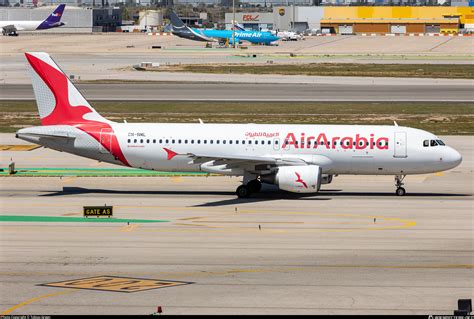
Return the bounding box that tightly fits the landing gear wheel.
[394,175,406,196]
[236,185,252,198]
[396,187,406,196]
[247,180,262,193]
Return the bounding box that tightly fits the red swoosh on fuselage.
[163,148,178,160]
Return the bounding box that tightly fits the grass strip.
[0,215,168,223]
[1,101,473,135]
[160,63,474,79]
[0,168,213,177]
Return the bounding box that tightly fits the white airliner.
[16,52,462,198]
[1,4,65,36]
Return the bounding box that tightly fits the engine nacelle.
[321,174,333,184]
[263,165,322,194]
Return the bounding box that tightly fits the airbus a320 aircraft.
[1,4,66,36]
[17,53,462,198]
[169,11,279,45]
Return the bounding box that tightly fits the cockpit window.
[423,140,429,147]
[430,140,439,147]
[436,140,445,146]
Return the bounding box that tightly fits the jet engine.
[321,174,333,184]
[261,165,322,193]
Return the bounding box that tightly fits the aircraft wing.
[177,151,333,174]
[186,152,307,167]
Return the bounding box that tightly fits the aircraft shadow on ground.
[38,187,332,207]
[39,187,235,197]
[38,187,469,207]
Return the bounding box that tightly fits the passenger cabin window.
[423,140,429,147]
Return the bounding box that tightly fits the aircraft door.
[394,132,407,158]
[99,128,113,154]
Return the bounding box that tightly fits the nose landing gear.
[395,175,406,196]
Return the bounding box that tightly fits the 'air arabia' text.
[283,133,389,150]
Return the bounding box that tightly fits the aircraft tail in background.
[37,4,66,29]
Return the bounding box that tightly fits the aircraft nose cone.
[444,147,462,168]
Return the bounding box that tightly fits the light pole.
[232,0,235,48]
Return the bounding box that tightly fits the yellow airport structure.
[321,6,474,34]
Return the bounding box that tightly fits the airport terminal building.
[225,6,474,34]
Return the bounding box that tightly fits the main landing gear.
[236,179,262,198]
[395,175,406,196]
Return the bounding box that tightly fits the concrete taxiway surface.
[1,34,473,85]
[2,82,474,102]
[0,134,472,314]
[2,33,473,57]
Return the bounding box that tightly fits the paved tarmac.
[2,82,473,101]
[1,34,473,86]
[0,134,472,314]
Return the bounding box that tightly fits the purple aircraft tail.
[37,4,66,30]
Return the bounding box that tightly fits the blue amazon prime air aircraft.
[169,11,279,45]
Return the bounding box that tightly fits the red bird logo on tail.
[295,172,308,188]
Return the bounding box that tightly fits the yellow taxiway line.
[1,290,74,315]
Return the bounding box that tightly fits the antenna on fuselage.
[394,121,398,126]
[198,119,204,124]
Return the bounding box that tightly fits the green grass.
[0,167,213,177]
[160,63,474,79]
[0,215,168,223]
[1,101,473,135]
